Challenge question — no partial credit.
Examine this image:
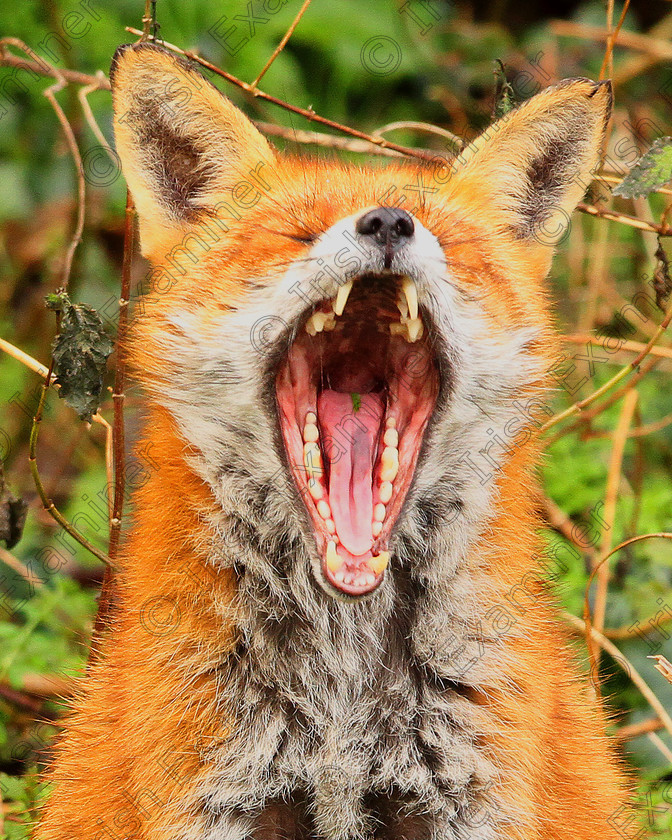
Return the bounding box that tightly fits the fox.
[34,42,635,840]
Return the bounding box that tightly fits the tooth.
[379,481,393,503]
[406,317,423,342]
[326,540,343,573]
[383,428,398,447]
[333,279,353,316]
[306,411,317,424]
[303,423,319,443]
[308,479,324,500]
[323,312,337,331]
[335,569,346,582]
[364,573,376,585]
[385,417,396,428]
[402,276,418,320]
[396,292,408,318]
[368,552,390,575]
[344,571,354,585]
[389,322,407,337]
[372,521,382,537]
[307,311,332,334]
[303,441,323,471]
[326,518,336,534]
[380,446,399,482]
[373,503,386,522]
[317,499,330,519]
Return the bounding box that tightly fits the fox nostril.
[356,207,415,246]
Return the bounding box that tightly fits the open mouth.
[276,273,440,597]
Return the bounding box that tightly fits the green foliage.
[613,137,672,199]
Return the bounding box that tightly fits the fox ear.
[448,78,612,247]
[110,43,274,255]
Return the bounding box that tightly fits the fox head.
[111,43,611,606]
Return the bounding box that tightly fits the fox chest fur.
[34,42,633,840]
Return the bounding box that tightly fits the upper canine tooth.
[402,276,418,320]
[333,279,354,316]
[406,317,423,342]
[396,292,408,318]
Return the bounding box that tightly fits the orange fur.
[35,45,634,840]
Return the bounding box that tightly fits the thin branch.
[541,296,672,432]
[614,716,663,741]
[592,390,637,638]
[599,0,631,81]
[28,348,116,570]
[251,0,313,91]
[125,28,435,161]
[77,77,117,163]
[0,45,111,90]
[564,611,672,741]
[578,202,672,236]
[254,121,404,156]
[562,334,672,362]
[373,120,464,153]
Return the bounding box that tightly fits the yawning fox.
[35,43,634,840]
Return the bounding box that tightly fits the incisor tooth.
[333,279,354,316]
[368,552,390,575]
[326,540,343,573]
[402,276,418,320]
[380,446,399,482]
[307,311,332,334]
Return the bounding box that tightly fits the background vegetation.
[1,0,672,836]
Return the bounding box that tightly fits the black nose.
[355,207,415,246]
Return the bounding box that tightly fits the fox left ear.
[447,78,612,247]
[110,43,275,256]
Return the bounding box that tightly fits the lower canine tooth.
[326,540,343,573]
[333,279,353,316]
[368,552,390,575]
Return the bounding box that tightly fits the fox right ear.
[110,43,275,256]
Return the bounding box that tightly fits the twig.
[251,0,313,91]
[28,345,116,570]
[0,337,49,377]
[563,611,672,741]
[0,547,43,591]
[0,46,111,90]
[125,28,435,161]
[592,390,638,638]
[578,202,671,236]
[551,20,672,62]
[647,731,672,765]
[254,121,404,156]
[562,334,672,362]
[1,40,86,287]
[77,77,117,164]
[373,120,464,153]
[599,0,631,81]
[541,296,672,432]
[614,716,663,741]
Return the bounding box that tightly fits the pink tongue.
[317,391,384,556]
